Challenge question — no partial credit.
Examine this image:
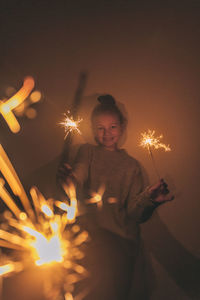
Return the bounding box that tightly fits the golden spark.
[0,144,89,300]
[140,129,171,152]
[140,129,171,179]
[59,112,82,138]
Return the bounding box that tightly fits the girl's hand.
[148,179,174,203]
[57,163,75,183]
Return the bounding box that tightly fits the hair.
[91,94,126,125]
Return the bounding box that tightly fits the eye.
[111,125,117,129]
[97,126,104,131]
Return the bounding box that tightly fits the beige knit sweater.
[67,143,158,241]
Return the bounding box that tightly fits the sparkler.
[59,111,82,139]
[0,144,89,300]
[86,185,105,209]
[140,129,171,179]
[0,77,35,133]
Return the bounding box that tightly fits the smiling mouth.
[103,138,115,144]
[103,137,113,141]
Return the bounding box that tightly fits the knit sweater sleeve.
[126,162,159,223]
[72,143,91,187]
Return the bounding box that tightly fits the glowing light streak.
[0,264,14,276]
[0,262,23,277]
[0,240,23,250]
[0,77,35,133]
[41,204,53,218]
[0,178,21,218]
[30,186,43,219]
[0,144,35,221]
[59,112,82,138]
[0,229,27,247]
[0,108,20,133]
[55,200,77,222]
[65,292,74,300]
[61,181,78,222]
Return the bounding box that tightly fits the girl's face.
[92,113,123,151]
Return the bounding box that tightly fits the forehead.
[93,113,120,125]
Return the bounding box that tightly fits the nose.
[104,128,111,136]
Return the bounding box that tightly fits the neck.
[100,144,118,151]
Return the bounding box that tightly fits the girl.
[58,94,173,299]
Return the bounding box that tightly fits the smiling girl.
[58,94,173,299]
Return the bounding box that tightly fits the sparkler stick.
[140,129,171,180]
[147,145,161,180]
[0,77,35,133]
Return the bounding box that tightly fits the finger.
[162,182,168,189]
[58,164,74,176]
[155,194,174,203]
[149,180,163,194]
[160,187,169,194]
[160,195,174,202]
[63,163,72,170]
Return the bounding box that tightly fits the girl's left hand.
[148,179,174,203]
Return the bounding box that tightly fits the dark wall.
[0,1,200,299]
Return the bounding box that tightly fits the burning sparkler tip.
[59,112,82,139]
[140,129,171,152]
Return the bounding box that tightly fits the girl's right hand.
[57,163,75,183]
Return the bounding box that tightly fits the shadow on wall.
[142,210,200,299]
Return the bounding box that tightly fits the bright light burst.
[59,111,82,139]
[0,144,89,299]
[86,184,105,210]
[140,129,171,152]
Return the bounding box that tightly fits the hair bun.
[97,94,116,106]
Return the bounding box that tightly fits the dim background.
[0,0,199,299]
